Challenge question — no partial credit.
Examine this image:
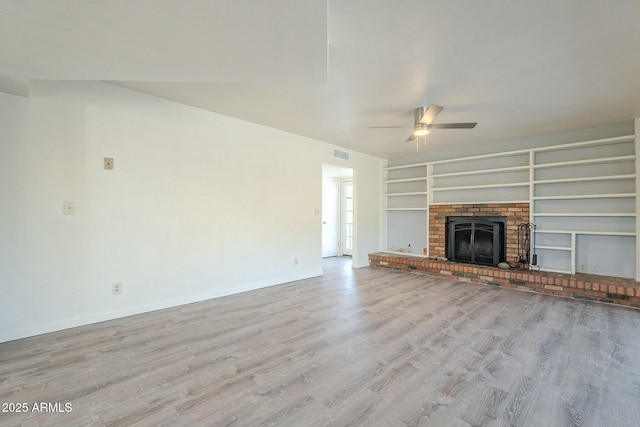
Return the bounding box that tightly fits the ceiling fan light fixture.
[413,126,429,136]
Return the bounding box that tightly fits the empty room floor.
[1,257,640,426]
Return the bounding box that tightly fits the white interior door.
[322,178,340,257]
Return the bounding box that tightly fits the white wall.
[0,81,383,343]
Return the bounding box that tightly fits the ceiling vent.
[333,149,350,161]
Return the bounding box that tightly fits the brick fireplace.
[429,203,530,265]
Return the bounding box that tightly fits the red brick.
[585,290,607,298]
[554,291,573,298]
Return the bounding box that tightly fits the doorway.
[322,177,340,257]
[322,164,354,259]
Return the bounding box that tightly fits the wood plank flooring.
[1,257,640,426]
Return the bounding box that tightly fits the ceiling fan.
[370,105,477,150]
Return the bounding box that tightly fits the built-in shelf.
[383,133,637,278]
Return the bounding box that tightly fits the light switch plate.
[104,157,114,170]
[63,201,75,215]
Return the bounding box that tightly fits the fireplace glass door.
[447,217,506,267]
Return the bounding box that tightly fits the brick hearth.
[369,252,640,309]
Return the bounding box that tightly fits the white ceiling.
[2,0,640,159]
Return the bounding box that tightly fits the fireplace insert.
[447,216,506,267]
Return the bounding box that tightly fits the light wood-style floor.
[1,257,640,426]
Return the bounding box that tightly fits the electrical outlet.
[104,157,114,170]
[112,282,122,295]
[591,265,598,273]
[579,264,587,271]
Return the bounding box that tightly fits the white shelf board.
[381,250,430,258]
[430,149,531,165]
[531,134,635,153]
[431,165,529,178]
[384,208,428,211]
[426,134,634,166]
[384,163,428,171]
[432,182,529,192]
[384,177,428,183]
[538,267,573,274]
[535,229,636,236]
[429,200,529,205]
[532,213,636,217]
[535,245,572,251]
[384,192,428,196]
[533,154,636,169]
[533,193,636,200]
[533,174,636,185]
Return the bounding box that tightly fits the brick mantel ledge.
[369,252,640,309]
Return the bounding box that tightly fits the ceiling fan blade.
[419,104,444,125]
[428,122,477,129]
[369,125,413,128]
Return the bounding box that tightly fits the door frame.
[321,164,354,259]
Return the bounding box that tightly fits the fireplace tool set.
[517,223,538,270]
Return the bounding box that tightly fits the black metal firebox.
[447,216,506,267]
